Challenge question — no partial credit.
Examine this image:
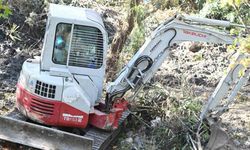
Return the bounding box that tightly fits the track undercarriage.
[0,108,130,150]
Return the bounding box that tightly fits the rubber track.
[84,110,130,150]
[5,109,130,150]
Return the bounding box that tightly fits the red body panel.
[16,84,89,128]
[89,100,129,130]
[16,84,129,130]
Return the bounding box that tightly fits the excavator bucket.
[205,121,237,149]
[0,116,93,150]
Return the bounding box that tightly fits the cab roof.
[49,4,104,27]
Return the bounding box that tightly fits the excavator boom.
[106,14,242,103]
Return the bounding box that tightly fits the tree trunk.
[106,0,140,81]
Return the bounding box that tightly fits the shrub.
[0,0,12,19]
[199,0,250,25]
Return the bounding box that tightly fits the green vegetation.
[239,35,250,54]
[125,3,146,54]
[1,0,249,149]
[200,0,250,28]
[193,53,204,61]
[6,24,20,41]
[121,79,209,149]
[0,0,11,19]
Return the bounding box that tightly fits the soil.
[115,42,250,149]
[0,2,249,150]
[157,43,250,149]
[114,9,250,150]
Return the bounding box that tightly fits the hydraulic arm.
[106,14,250,117]
[200,53,250,119]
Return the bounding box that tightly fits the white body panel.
[41,4,107,101]
[62,77,91,114]
[21,58,92,114]
[73,75,98,106]
[21,59,63,101]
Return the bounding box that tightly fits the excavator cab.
[16,4,108,128]
[41,4,107,101]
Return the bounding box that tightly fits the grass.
[113,77,212,149]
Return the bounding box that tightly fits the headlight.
[18,70,34,92]
[18,71,28,88]
[27,78,35,91]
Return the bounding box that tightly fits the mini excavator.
[0,4,249,150]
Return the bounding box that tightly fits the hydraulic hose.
[105,28,177,111]
[105,55,153,111]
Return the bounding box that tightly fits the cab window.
[68,25,103,69]
[52,23,72,65]
[52,23,103,68]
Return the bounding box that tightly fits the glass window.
[69,25,103,69]
[52,23,72,65]
[52,23,103,68]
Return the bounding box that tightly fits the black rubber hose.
[127,55,153,84]
[105,28,177,111]
[127,55,153,79]
[105,56,153,111]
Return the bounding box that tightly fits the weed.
[6,24,20,41]
[193,53,203,61]
[0,0,12,19]
[127,25,146,54]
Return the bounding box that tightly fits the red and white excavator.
[0,4,249,150]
